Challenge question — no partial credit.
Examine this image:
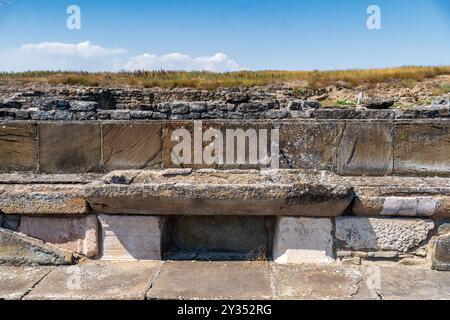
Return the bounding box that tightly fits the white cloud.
[124,52,241,72]
[19,41,127,59]
[0,41,127,72]
[0,41,241,72]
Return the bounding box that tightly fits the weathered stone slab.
[335,217,434,252]
[0,123,37,172]
[0,184,88,215]
[162,121,276,170]
[373,266,450,300]
[394,121,450,176]
[337,122,393,176]
[99,215,164,261]
[25,261,160,300]
[102,123,162,171]
[19,216,98,257]
[279,121,342,171]
[344,176,450,218]
[272,264,362,300]
[273,217,334,264]
[429,225,450,271]
[147,261,272,300]
[38,123,101,173]
[0,266,53,300]
[353,196,445,217]
[0,173,100,184]
[166,216,273,260]
[0,228,73,266]
[86,170,354,217]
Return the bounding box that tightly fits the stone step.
[0,171,449,269]
[85,169,354,217]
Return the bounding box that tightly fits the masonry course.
[0,86,449,271]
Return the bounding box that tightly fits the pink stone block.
[19,215,98,257]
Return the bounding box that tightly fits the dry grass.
[0,66,449,89]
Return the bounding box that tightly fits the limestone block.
[394,121,450,176]
[0,123,37,172]
[102,123,162,171]
[19,215,98,257]
[162,121,274,170]
[337,122,393,176]
[335,217,434,252]
[38,123,101,173]
[279,121,342,171]
[86,170,353,217]
[429,225,450,271]
[99,215,164,261]
[0,184,88,215]
[353,196,442,217]
[0,227,73,266]
[273,217,334,264]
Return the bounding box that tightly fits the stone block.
[272,264,362,299]
[162,121,276,169]
[353,196,441,217]
[273,217,334,264]
[0,184,88,215]
[0,228,73,266]
[335,217,434,252]
[38,123,101,173]
[99,215,164,261]
[279,121,342,170]
[26,262,160,300]
[86,170,353,217]
[147,261,272,300]
[337,122,393,175]
[394,121,450,176]
[19,215,99,257]
[0,266,53,300]
[102,123,162,171]
[0,123,37,172]
[429,228,450,271]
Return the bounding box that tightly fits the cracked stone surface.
[25,261,161,300]
[0,266,52,300]
[1,262,450,300]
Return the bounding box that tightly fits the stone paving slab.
[0,266,52,300]
[271,264,362,300]
[1,262,450,300]
[374,266,450,300]
[147,261,273,300]
[24,261,161,300]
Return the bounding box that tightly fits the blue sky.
[0,0,449,71]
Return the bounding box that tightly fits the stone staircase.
[1,98,449,271]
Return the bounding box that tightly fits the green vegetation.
[0,66,449,89]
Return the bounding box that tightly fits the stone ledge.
[0,184,89,215]
[0,172,449,218]
[85,170,354,217]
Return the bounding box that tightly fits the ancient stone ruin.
[0,85,449,271]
